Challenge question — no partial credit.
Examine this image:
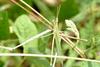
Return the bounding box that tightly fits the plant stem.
[61,36,86,58]
[50,34,55,66]
[0,53,100,63]
[20,0,53,27]
[0,29,52,51]
[10,0,52,29]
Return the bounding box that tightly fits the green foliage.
[0,0,100,67]
[0,11,10,40]
[59,0,79,21]
[14,14,50,67]
[80,61,100,67]
[14,14,38,52]
[33,0,55,21]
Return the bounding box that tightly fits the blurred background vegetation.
[0,0,100,67]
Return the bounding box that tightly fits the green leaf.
[13,14,38,53]
[13,15,50,67]
[0,11,10,40]
[59,0,79,21]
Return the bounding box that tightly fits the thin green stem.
[50,34,55,66]
[56,5,61,23]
